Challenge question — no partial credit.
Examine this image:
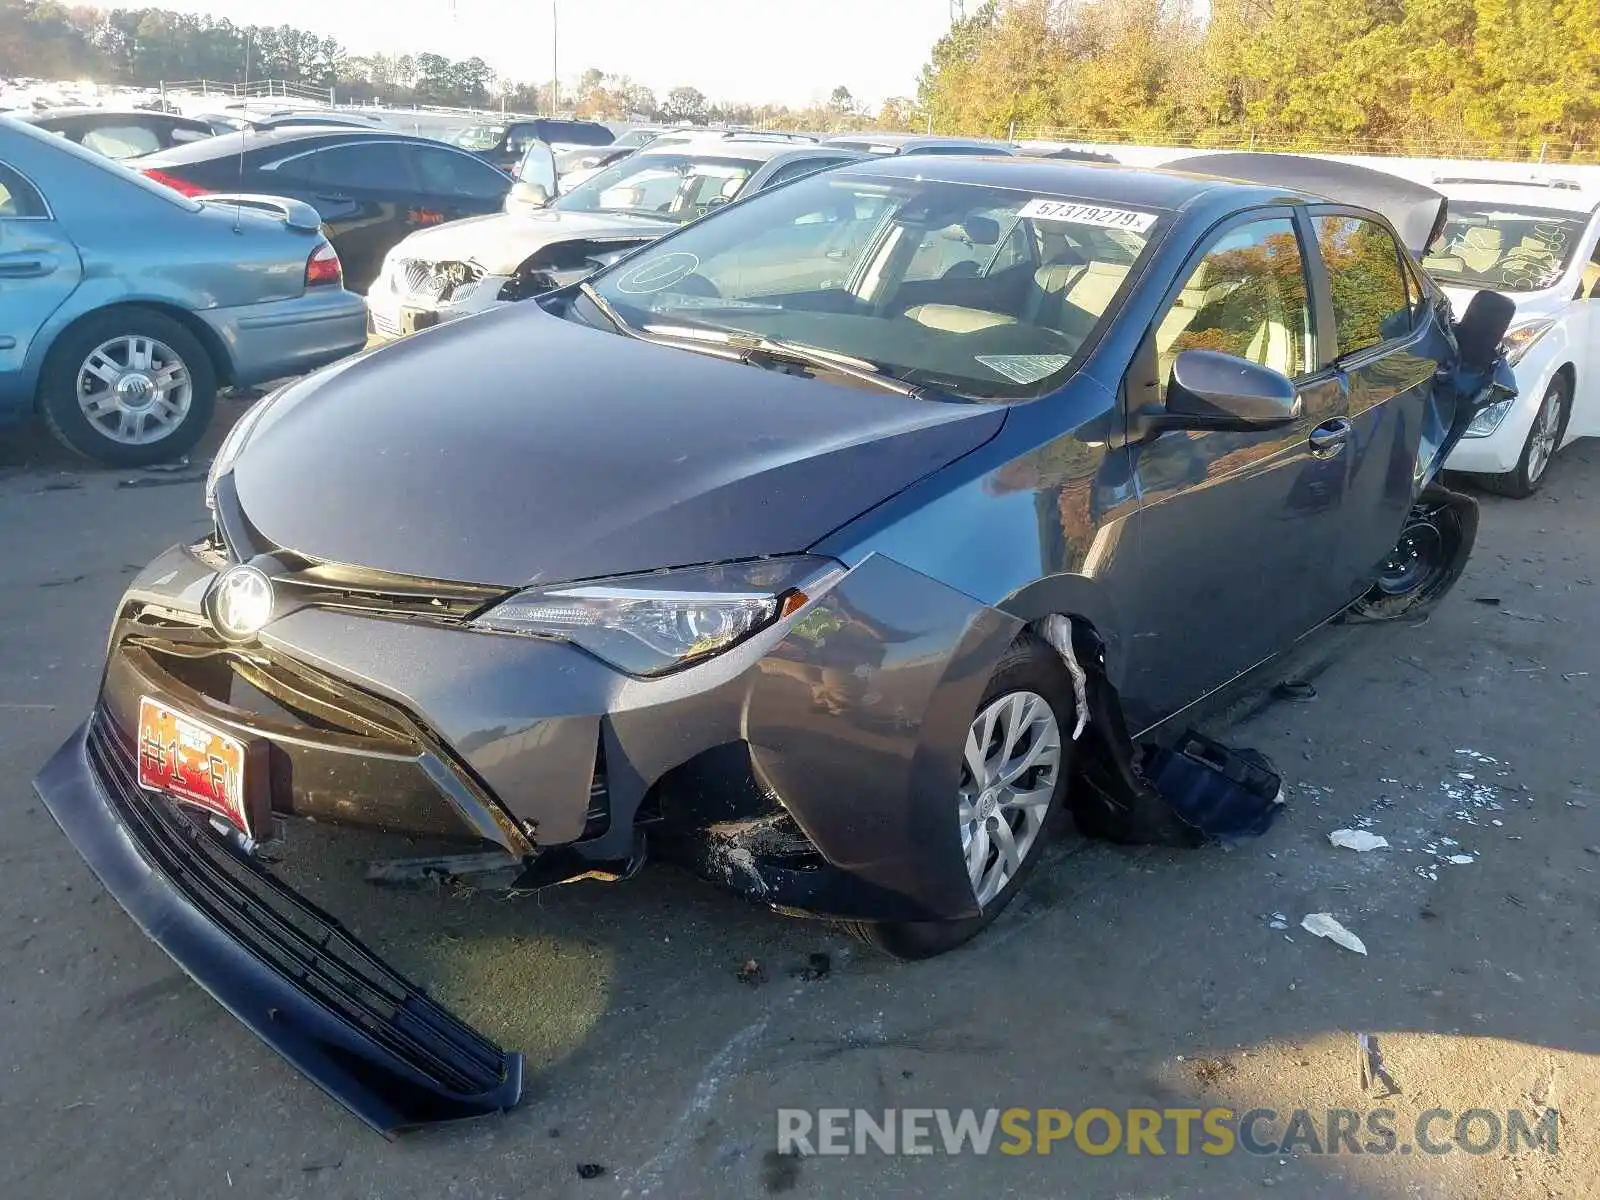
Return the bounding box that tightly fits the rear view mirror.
[1453,289,1515,370]
[1130,350,1299,442]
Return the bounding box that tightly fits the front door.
[0,162,83,381]
[1118,211,1351,729]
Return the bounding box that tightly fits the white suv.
[1429,179,1600,496]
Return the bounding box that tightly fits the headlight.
[470,556,845,676]
[1464,397,1514,438]
[1502,319,1556,366]
[205,389,278,511]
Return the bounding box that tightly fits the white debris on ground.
[1301,913,1368,955]
[1329,829,1389,852]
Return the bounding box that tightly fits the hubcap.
[76,335,192,446]
[1526,385,1563,483]
[959,690,1061,908]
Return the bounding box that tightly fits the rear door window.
[1313,215,1414,360]
[758,156,856,191]
[407,146,511,200]
[0,162,47,217]
[302,142,410,191]
[79,122,163,159]
[536,120,613,147]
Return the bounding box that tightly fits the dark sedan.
[134,128,514,289]
[35,156,1512,1131]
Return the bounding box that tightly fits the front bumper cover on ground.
[35,714,523,1135]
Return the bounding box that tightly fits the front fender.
[745,553,1023,921]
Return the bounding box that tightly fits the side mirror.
[516,140,557,205]
[508,180,552,211]
[1452,289,1515,370]
[1130,350,1299,442]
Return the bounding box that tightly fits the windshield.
[583,171,1160,399]
[1423,201,1591,292]
[553,152,761,222]
[452,124,506,151]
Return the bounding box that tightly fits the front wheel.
[844,634,1075,959]
[38,309,217,467]
[1477,374,1570,499]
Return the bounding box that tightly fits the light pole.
[550,0,559,115]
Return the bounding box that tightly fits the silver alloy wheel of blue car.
[960,689,1062,907]
[75,334,194,446]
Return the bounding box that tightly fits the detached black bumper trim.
[34,713,523,1135]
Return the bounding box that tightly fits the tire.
[844,633,1076,959]
[38,308,217,467]
[1476,374,1571,499]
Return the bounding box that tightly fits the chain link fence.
[1011,126,1600,165]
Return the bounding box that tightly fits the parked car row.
[4,104,1595,496]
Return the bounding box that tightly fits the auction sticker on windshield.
[1018,198,1156,232]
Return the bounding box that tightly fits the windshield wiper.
[640,324,921,397]
[577,280,640,337]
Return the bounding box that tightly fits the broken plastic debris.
[1301,913,1368,955]
[1329,829,1389,852]
[1037,615,1089,741]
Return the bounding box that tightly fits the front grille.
[85,710,517,1102]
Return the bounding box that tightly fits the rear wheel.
[1477,374,1570,499]
[844,635,1074,959]
[39,309,217,467]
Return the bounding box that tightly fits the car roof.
[19,106,198,123]
[630,134,833,164]
[1435,178,1598,214]
[823,133,1012,152]
[137,125,444,166]
[836,153,1301,213]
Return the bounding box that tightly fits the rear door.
[1119,210,1350,725]
[1307,209,1443,600]
[286,140,412,290]
[0,161,83,382]
[401,144,513,226]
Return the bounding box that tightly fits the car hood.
[390,209,676,275]
[232,304,1005,588]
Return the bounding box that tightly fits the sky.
[153,0,956,109]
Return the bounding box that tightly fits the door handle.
[0,255,51,278]
[1308,418,1352,459]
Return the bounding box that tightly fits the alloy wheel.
[1525,383,1564,484]
[959,690,1062,907]
[75,335,193,447]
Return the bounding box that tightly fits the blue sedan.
[0,117,367,465]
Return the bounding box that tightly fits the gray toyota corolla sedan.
[36,155,1512,1130]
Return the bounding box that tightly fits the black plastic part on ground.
[33,713,524,1136]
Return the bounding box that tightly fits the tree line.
[0,1,900,130]
[918,0,1600,159]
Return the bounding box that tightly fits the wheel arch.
[33,300,234,412]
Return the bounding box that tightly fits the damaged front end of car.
[374,241,648,339]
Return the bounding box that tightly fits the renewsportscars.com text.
[776,1107,1560,1157]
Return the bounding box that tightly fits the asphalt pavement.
[2,404,1597,1199]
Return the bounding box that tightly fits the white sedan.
[1430,179,1600,496]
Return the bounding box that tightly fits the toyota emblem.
[208,564,274,641]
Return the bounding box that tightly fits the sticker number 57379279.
[1017,198,1157,233]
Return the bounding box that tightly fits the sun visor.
[1176,152,1449,257]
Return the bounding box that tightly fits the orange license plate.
[136,697,253,835]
